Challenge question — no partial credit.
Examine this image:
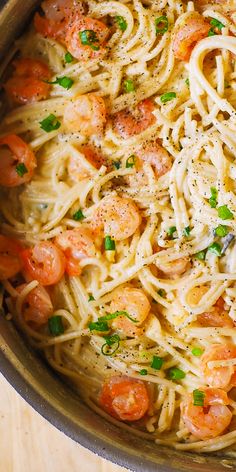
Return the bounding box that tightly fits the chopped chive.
[113,160,121,169]
[168,367,185,380]
[40,114,61,132]
[193,389,205,406]
[167,226,177,238]
[124,79,135,93]
[215,225,229,237]
[46,76,74,90]
[158,289,166,298]
[155,15,169,35]
[185,78,190,87]
[98,310,138,323]
[208,28,216,37]
[151,356,163,370]
[48,316,64,336]
[65,51,74,63]
[73,209,85,221]
[210,18,225,30]
[88,321,109,331]
[194,250,206,261]
[114,15,127,32]
[16,163,28,177]
[183,226,191,237]
[218,205,234,220]
[192,347,204,357]
[126,155,136,168]
[207,242,222,256]
[101,334,120,356]
[79,30,100,51]
[209,187,218,208]
[104,235,116,251]
[139,369,148,375]
[88,294,95,302]
[160,92,176,103]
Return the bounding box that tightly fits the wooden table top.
[0,373,130,472]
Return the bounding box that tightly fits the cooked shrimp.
[21,241,66,286]
[198,297,234,328]
[110,286,151,337]
[4,58,51,104]
[65,16,109,61]
[201,344,236,389]
[156,257,190,278]
[0,135,36,187]
[181,387,232,440]
[96,195,141,241]
[100,375,149,421]
[68,145,108,182]
[172,12,210,61]
[55,228,96,276]
[34,0,83,41]
[0,235,22,280]
[64,93,106,136]
[113,99,156,139]
[16,283,53,326]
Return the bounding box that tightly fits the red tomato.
[100,376,149,421]
[21,241,66,286]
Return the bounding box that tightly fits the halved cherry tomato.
[0,134,37,187]
[21,241,66,286]
[0,234,22,280]
[100,375,149,421]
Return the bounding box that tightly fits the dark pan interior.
[0,2,236,470]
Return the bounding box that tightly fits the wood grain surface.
[0,373,130,472]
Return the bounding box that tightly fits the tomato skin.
[0,134,37,187]
[21,241,66,286]
[0,235,23,280]
[100,376,149,421]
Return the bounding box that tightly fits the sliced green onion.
[185,78,190,87]
[167,226,177,238]
[40,114,61,132]
[168,367,185,380]
[48,316,64,336]
[191,347,204,357]
[151,356,163,370]
[207,242,222,256]
[16,163,28,177]
[139,369,148,375]
[194,250,206,261]
[218,205,234,220]
[88,294,95,302]
[215,225,229,237]
[209,186,218,208]
[193,389,205,406]
[46,76,74,90]
[65,51,74,63]
[79,30,100,51]
[126,155,136,168]
[124,79,135,93]
[208,27,216,36]
[114,15,127,32]
[101,334,120,356]
[160,92,176,103]
[158,289,166,298]
[183,226,191,237]
[113,160,121,169]
[210,18,225,30]
[73,209,85,221]
[98,310,138,323]
[104,235,116,251]
[155,16,169,35]
[88,321,109,331]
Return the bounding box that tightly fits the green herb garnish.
[46,76,74,90]
[151,356,163,370]
[48,316,64,336]
[126,155,136,168]
[191,347,204,357]
[215,225,229,237]
[39,114,61,132]
[115,15,127,32]
[79,30,100,51]
[139,369,148,375]
[113,160,121,169]
[207,242,222,256]
[101,334,120,356]
[155,15,169,35]
[73,209,85,221]
[88,295,95,302]
[160,92,176,103]
[168,367,185,380]
[65,51,74,63]
[88,321,109,331]
[193,389,205,406]
[98,310,138,323]
[183,226,191,237]
[167,226,177,238]
[158,289,166,298]
[194,250,206,261]
[218,205,234,220]
[16,163,28,177]
[210,18,225,30]
[209,187,218,208]
[104,236,116,251]
[185,78,190,87]
[124,79,135,93]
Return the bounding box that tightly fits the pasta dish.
[1,0,236,454]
